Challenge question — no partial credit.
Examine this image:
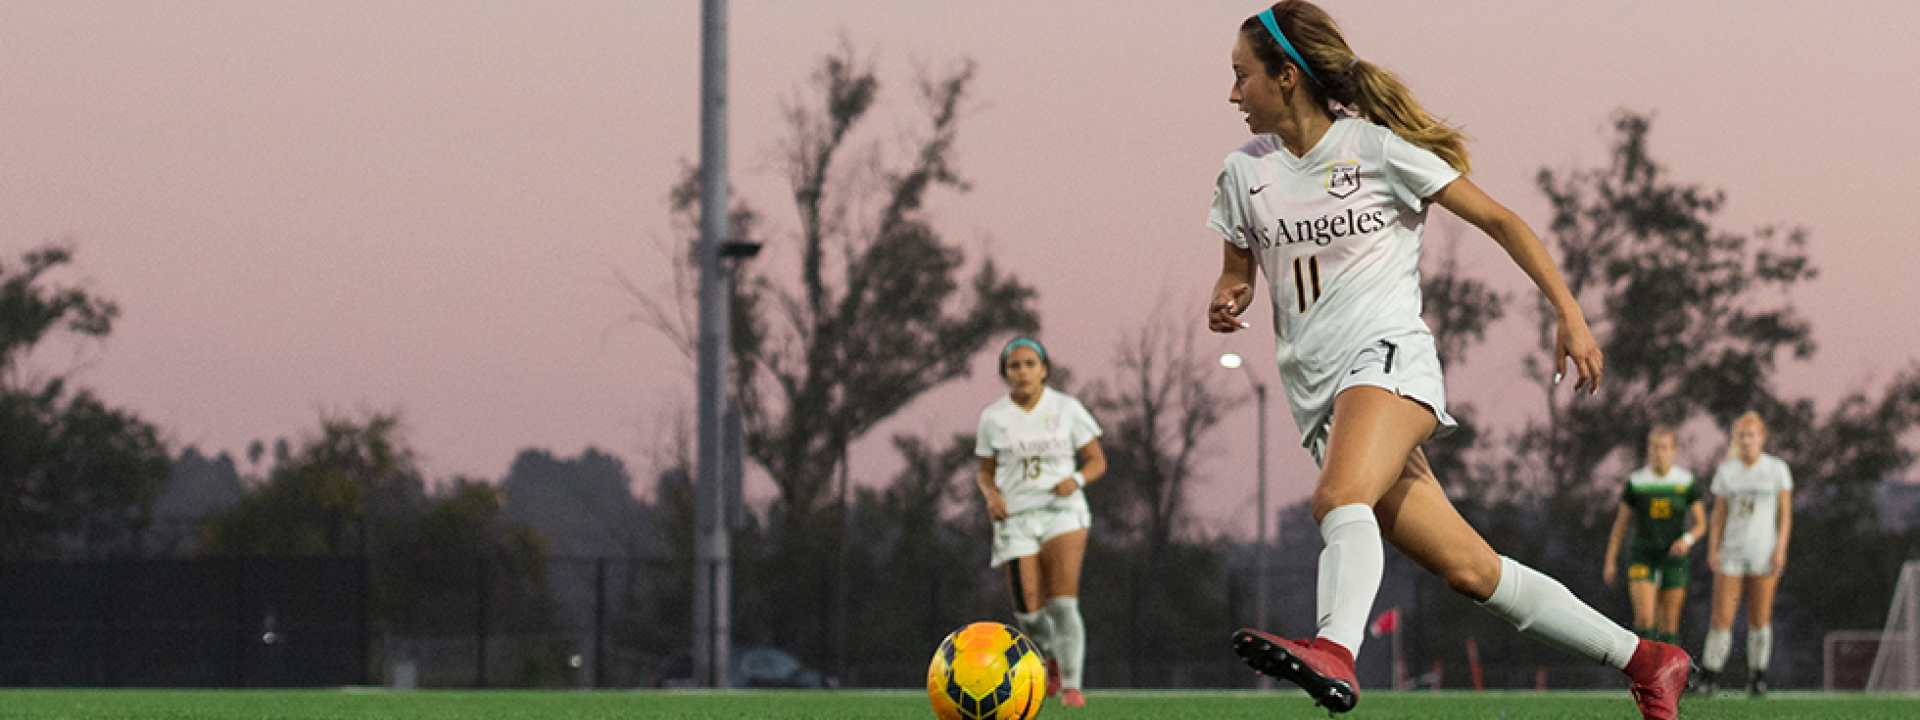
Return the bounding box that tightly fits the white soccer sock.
[1749,625,1773,673]
[1477,556,1640,669]
[1315,503,1383,656]
[1014,608,1053,657]
[1044,597,1086,690]
[1703,628,1732,672]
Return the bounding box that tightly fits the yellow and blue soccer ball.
[927,621,1045,720]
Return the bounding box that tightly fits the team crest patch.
[1044,412,1061,432]
[1326,159,1361,199]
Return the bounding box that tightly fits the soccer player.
[976,337,1105,708]
[1603,426,1707,645]
[1205,3,1689,717]
[1697,412,1792,696]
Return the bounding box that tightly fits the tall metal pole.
[1254,382,1272,690]
[835,453,851,684]
[691,0,731,690]
[1254,383,1268,630]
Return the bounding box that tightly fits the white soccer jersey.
[1207,118,1461,443]
[1711,453,1793,555]
[975,387,1102,516]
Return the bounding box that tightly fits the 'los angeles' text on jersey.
[1238,207,1389,249]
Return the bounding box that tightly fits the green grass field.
[2,688,1917,720]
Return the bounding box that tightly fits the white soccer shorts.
[990,503,1092,569]
[1304,332,1457,466]
[1717,545,1779,576]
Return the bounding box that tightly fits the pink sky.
[3,1,1916,537]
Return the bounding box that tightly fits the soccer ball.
[927,622,1045,720]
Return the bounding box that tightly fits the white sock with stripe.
[1749,625,1773,673]
[1044,597,1085,690]
[1703,628,1732,672]
[1315,503,1383,656]
[1014,609,1052,658]
[1477,556,1640,669]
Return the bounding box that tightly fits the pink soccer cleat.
[1233,629,1359,714]
[1060,688,1085,707]
[1624,638,1692,720]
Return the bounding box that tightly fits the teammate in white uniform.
[1207,4,1688,718]
[975,337,1105,708]
[1698,412,1793,696]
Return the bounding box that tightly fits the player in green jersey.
[1603,426,1707,645]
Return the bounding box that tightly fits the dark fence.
[1,544,1862,690]
[0,557,366,687]
[377,556,677,689]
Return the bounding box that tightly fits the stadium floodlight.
[720,240,762,259]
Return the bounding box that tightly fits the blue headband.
[1257,8,1320,87]
[1002,338,1047,366]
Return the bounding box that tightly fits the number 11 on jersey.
[1293,254,1323,313]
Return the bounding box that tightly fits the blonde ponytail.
[1346,60,1471,174]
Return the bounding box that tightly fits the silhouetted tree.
[0,244,167,561]
[201,413,423,556]
[201,413,561,685]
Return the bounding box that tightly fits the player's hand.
[1770,548,1787,575]
[1707,548,1721,570]
[984,492,1009,521]
[1209,283,1253,333]
[1052,478,1079,498]
[1668,538,1691,557]
[1552,311,1603,395]
[1603,563,1617,587]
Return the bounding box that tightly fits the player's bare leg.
[1708,572,1746,632]
[1628,580,1659,635]
[1038,528,1087,600]
[1005,555,1054,695]
[1038,529,1088,705]
[1235,387,1434,713]
[1369,446,1499,597]
[1006,556,1046,614]
[1744,573,1778,632]
[1654,587,1687,640]
[1374,446,1688,720]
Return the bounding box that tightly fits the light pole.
[1220,353,1272,689]
[693,0,732,689]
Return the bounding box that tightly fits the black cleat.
[1748,670,1767,697]
[1689,667,1718,696]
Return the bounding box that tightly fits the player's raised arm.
[1431,177,1601,394]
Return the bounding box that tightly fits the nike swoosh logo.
[1250,184,1270,195]
[1350,366,1365,374]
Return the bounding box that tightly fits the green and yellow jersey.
[1622,466,1702,555]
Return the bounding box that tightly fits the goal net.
[1868,561,1920,691]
